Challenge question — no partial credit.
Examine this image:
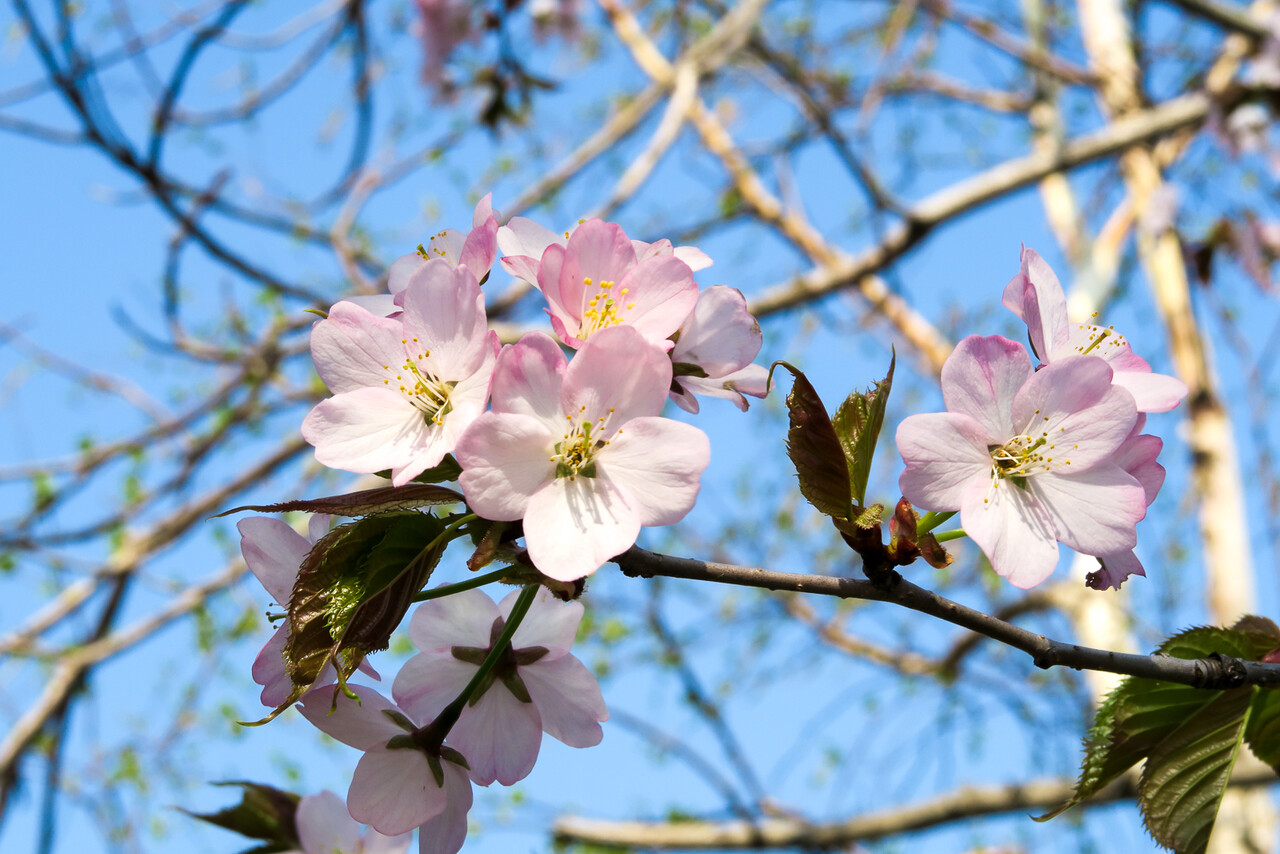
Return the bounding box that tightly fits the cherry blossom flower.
[1003,246,1188,412]
[497,216,711,286]
[298,685,473,849]
[534,218,699,348]
[302,260,499,486]
[393,588,606,786]
[414,0,476,89]
[1085,417,1167,590]
[668,285,769,413]
[283,790,411,854]
[455,326,711,580]
[896,335,1148,588]
[238,516,378,707]
[346,196,498,318]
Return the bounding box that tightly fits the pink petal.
[408,590,499,653]
[339,294,401,318]
[414,762,472,854]
[400,261,489,381]
[1028,465,1146,555]
[311,303,409,394]
[301,389,438,482]
[561,326,672,426]
[524,476,641,581]
[447,685,542,786]
[237,517,310,603]
[940,335,1032,440]
[673,244,713,271]
[1010,356,1136,469]
[498,254,540,285]
[1085,550,1147,590]
[437,338,498,451]
[504,587,582,658]
[960,477,1060,588]
[676,364,770,411]
[298,685,405,750]
[488,332,568,431]
[348,748,446,836]
[497,217,563,265]
[387,253,424,296]
[392,651,477,725]
[561,219,638,291]
[296,791,362,854]
[471,194,494,228]
[895,412,993,509]
[670,286,761,375]
[609,255,699,344]
[460,215,498,280]
[1002,247,1070,361]
[253,625,292,707]
[1111,368,1189,413]
[597,417,709,526]
[1113,433,1165,505]
[521,654,607,747]
[455,413,557,521]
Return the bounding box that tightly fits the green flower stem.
[411,567,511,603]
[916,510,956,535]
[426,583,539,744]
[932,528,967,543]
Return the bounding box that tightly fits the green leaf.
[1041,623,1274,851]
[1245,686,1280,772]
[264,512,446,720]
[769,361,851,520]
[181,781,299,851]
[831,351,895,505]
[214,484,463,519]
[1140,687,1251,854]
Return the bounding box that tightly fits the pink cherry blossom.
[668,285,769,413]
[393,587,607,786]
[298,685,472,849]
[238,516,379,706]
[347,196,498,318]
[414,0,476,89]
[1085,416,1167,590]
[896,335,1148,588]
[302,260,499,486]
[455,326,711,580]
[497,216,711,286]
[284,790,411,854]
[535,219,698,348]
[1002,246,1188,412]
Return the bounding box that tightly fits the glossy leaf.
[215,483,463,518]
[181,781,299,853]
[1039,622,1279,852]
[831,352,895,506]
[770,361,851,520]
[276,511,446,716]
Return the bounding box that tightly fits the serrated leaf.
[1245,687,1280,772]
[1044,624,1264,829]
[214,484,463,519]
[270,512,446,718]
[181,781,299,849]
[1140,687,1252,854]
[769,361,851,520]
[831,352,895,505]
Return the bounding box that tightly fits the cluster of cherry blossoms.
[896,247,1187,590]
[225,195,767,853]
[303,195,767,582]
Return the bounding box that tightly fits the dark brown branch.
[613,547,1280,690]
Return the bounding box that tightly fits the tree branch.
[613,547,1280,689]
